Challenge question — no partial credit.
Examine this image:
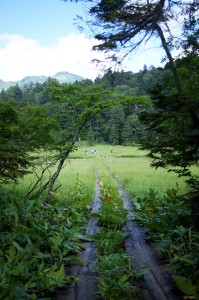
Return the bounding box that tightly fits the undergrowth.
[0,178,91,300]
[134,186,199,299]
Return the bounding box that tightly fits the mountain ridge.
[0,71,85,91]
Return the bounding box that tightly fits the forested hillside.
[0,71,84,91]
[0,64,171,146]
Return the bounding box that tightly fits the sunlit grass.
[58,158,96,205]
[12,158,96,205]
[69,144,148,158]
[11,145,192,203]
[103,157,189,198]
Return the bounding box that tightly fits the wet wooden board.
[53,179,101,300]
[118,183,181,300]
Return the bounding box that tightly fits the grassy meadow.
[69,144,188,198]
[14,157,96,206]
[104,157,188,197]
[14,144,189,201]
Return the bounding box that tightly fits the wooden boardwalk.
[54,168,181,300]
[53,179,101,300]
[117,181,181,300]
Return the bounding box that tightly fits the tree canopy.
[0,100,57,184]
[63,0,199,125]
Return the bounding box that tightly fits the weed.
[133,187,199,298]
[94,181,128,229]
[0,182,91,299]
[96,253,142,300]
[94,229,127,255]
[93,179,143,299]
[134,186,191,232]
[94,201,127,229]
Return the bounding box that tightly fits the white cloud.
[0,32,167,82]
[0,33,106,82]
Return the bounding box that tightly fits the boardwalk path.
[54,165,181,300]
[53,178,101,300]
[113,176,180,300]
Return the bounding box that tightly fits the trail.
[113,176,181,300]
[54,163,181,300]
[53,177,101,300]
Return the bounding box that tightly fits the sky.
[0,0,167,82]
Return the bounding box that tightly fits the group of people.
[84,149,110,159]
[84,149,98,155]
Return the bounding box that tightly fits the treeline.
[0,64,170,146]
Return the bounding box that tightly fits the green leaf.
[56,264,65,281]
[172,276,197,297]
[8,245,17,257]
[30,293,37,300]
[118,274,127,286]
[13,241,24,253]
[65,276,78,284]
[75,234,93,242]
[173,254,194,265]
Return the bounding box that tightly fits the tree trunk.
[155,24,199,128]
[44,136,78,204]
[155,24,185,97]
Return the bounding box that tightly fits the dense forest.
[0,64,176,146]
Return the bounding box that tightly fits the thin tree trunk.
[155,24,185,96]
[155,24,199,128]
[44,135,78,204]
[44,113,94,204]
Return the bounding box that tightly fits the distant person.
[91,149,98,154]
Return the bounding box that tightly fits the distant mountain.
[0,71,84,91]
[53,72,84,83]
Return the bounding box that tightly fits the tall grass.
[10,158,96,206]
[58,158,96,206]
[103,157,188,198]
[11,145,189,201]
[4,145,197,299]
[69,144,148,158]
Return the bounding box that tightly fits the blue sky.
[0,0,166,81]
[1,0,81,45]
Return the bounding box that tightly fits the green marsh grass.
[69,144,148,159]
[93,164,141,300]
[103,156,188,198]
[58,158,96,206]
[5,144,197,299]
[11,145,190,202]
[12,158,96,206]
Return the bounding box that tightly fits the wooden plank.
[118,183,180,300]
[53,179,101,300]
